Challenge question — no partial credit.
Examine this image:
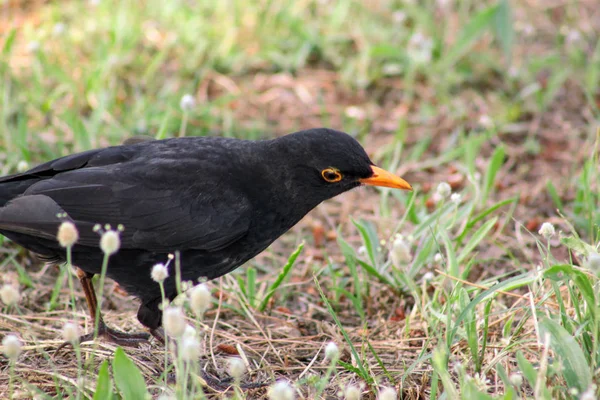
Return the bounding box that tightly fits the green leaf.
[447,272,535,346]
[539,318,592,392]
[314,277,372,383]
[352,219,380,268]
[259,242,304,311]
[493,0,514,58]
[560,236,596,258]
[482,146,505,205]
[93,360,114,400]
[112,347,149,400]
[516,351,537,388]
[457,217,498,263]
[2,28,17,57]
[439,4,499,69]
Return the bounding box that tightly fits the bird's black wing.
[0,141,252,252]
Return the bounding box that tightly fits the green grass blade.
[112,347,149,400]
[93,360,114,400]
[258,242,304,311]
[539,317,592,392]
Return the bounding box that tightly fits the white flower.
[180,94,196,112]
[27,41,40,53]
[450,193,462,205]
[436,182,451,199]
[345,106,366,120]
[472,372,490,390]
[151,263,169,283]
[345,385,361,400]
[521,24,534,36]
[587,253,600,273]
[268,381,295,400]
[436,0,452,9]
[538,222,555,239]
[390,236,411,266]
[179,335,200,362]
[580,386,597,400]
[228,358,246,381]
[163,306,187,338]
[0,284,20,305]
[434,253,443,263]
[100,230,120,255]
[378,387,397,400]
[2,334,22,359]
[189,283,211,318]
[53,23,66,36]
[478,115,494,129]
[407,32,434,65]
[509,373,523,387]
[324,341,339,361]
[183,325,197,339]
[57,222,79,248]
[392,11,406,24]
[423,272,435,282]
[16,160,29,172]
[62,322,80,343]
[565,29,582,45]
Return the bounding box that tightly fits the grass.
[1,0,600,398]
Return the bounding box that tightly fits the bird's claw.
[55,321,150,355]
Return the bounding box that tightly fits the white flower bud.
[183,325,197,339]
[228,358,246,381]
[100,230,120,255]
[434,253,443,263]
[450,193,462,205]
[57,221,79,248]
[16,160,29,172]
[587,252,600,273]
[2,334,22,359]
[151,263,169,283]
[324,341,339,361]
[268,381,295,400]
[478,115,493,129]
[180,94,196,112]
[189,284,211,318]
[0,284,20,305]
[163,306,187,338]
[378,387,397,400]
[423,272,435,282]
[345,385,361,400]
[390,236,411,265]
[179,335,201,362]
[538,222,555,239]
[509,373,523,387]
[436,182,451,199]
[62,322,80,343]
[53,23,66,36]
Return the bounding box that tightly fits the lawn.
[1,0,599,399]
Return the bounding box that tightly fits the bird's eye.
[321,168,342,183]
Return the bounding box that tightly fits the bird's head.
[270,128,412,201]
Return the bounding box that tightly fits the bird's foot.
[55,321,150,355]
[199,369,269,392]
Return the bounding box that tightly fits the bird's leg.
[55,268,150,354]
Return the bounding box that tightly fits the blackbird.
[0,128,411,345]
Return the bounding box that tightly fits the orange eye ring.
[321,168,342,183]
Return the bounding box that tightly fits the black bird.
[0,128,411,345]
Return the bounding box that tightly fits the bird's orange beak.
[359,166,412,191]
